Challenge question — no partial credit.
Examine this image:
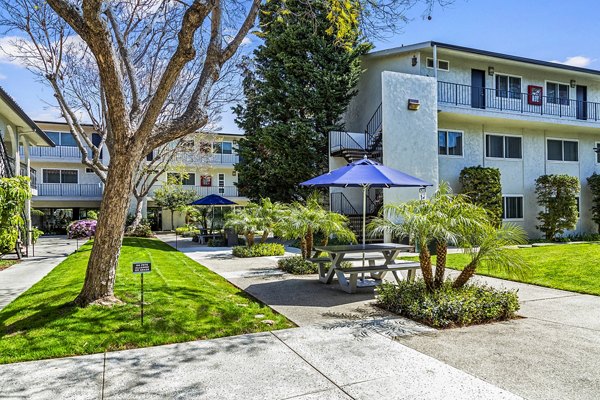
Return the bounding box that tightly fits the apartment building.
[0,87,54,244]
[331,41,600,238]
[29,120,246,233]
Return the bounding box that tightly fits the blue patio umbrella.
[300,156,432,247]
[189,194,237,232]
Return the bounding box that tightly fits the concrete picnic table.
[312,243,418,293]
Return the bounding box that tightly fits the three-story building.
[332,41,600,238]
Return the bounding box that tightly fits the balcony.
[149,185,239,198]
[22,145,95,159]
[438,81,600,122]
[173,152,239,165]
[6,155,37,188]
[36,183,103,197]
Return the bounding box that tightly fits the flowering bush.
[67,219,97,239]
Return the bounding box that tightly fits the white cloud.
[0,73,6,80]
[0,36,31,67]
[550,56,592,68]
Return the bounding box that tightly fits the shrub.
[86,210,98,220]
[67,219,97,239]
[587,173,600,233]
[232,243,285,257]
[31,227,44,244]
[535,174,580,240]
[278,256,318,274]
[377,280,520,328]
[459,166,502,227]
[175,226,200,237]
[208,237,227,247]
[125,224,153,238]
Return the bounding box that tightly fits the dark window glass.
[43,169,60,183]
[60,132,77,147]
[558,84,569,106]
[447,132,463,156]
[547,82,558,104]
[563,141,578,161]
[438,131,447,155]
[46,131,60,146]
[182,173,195,186]
[61,170,78,184]
[547,140,563,161]
[596,143,600,163]
[426,58,434,68]
[509,77,521,99]
[505,136,522,159]
[438,60,449,71]
[222,142,233,154]
[496,75,508,98]
[486,135,504,158]
[503,196,523,219]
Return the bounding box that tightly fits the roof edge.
[0,87,55,147]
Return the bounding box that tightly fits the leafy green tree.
[234,0,371,202]
[459,166,502,227]
[587,173,600,233]
[153,185,197,231]
[224,206,263,247]
[535,175,580,240]
[0,176,31,255]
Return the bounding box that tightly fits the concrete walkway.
[0,323,519,400]
[0,236,78,310]
[159,235,600,400]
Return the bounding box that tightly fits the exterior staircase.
[0,136,13,178]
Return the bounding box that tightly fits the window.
[596,143,600,163]
[85,168,94,174]
[167,172,195,185]
[200,175,212,186]
[426,58,450,71]
[181,140,194,151]
[546,82,569,105]
[44,131,77,147]
[547,139,578,162]
[218,173,225,194]
[213,141,233,154]
[485,134,522,159]
[438,130,463,156]
[503,196,523,220]
[495,74,521,99]
[43,169,78,184]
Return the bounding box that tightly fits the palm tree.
[452,222,527,288]
[254,198,287,243]
[224,207,262,247]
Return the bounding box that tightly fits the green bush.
[587,173,600,233]
[175,226,200,237]
[208,237,227,247]
[535,174,580,240]
[232,243,285,258]
[31,227,44,244]
[459,166,502,227]
[377,280,520,328]
[125,224,153,238]
[278,256,318,274]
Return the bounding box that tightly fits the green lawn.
[0,238,293,364]
[0,260,18,271]
[403,243,600,296]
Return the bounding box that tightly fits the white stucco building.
[331,41,600,238]
[27,120,246,233]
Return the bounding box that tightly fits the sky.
[0,0,599,134]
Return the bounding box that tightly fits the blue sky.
[0,0,599,133]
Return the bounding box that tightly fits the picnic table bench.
[312,244,417,294]
[192,233,222,244]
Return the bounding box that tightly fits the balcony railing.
[438,81,600,122]
[173,152,239,164]
[6,155,37,187]
[36,183,103,197]
[149,185,239,198]
[22,145,94,159]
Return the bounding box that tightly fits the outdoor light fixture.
[407,99,420,110]
[488,66,494,76]
[419,186,427,200]
[570,79,577,88]
[411,55,418,67]
[594,147,600,154]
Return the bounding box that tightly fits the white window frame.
[544,80,571,106]
[494,73,522,99]
[502,195,524,221]
[167,172,196,186]
[484,133,523,160]
[426,57,450,71]
[44,131,78,147]
[546,137,579,163]
[41,168,80,184]
[218,173,225,194]
[437,129,464,157]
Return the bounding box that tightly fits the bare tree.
[0,0,259,306]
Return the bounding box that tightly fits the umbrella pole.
[362,185,367,278]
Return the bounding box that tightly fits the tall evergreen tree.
[234,0,370,202]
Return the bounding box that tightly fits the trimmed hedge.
[175,226,201,237]
[377,280,520,328]
[277,256,353,275]
[535,174,579,240]
[232,243,285,258]
[459,166,502,227]
[125,224,153,238]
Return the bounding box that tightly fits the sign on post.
[133,262,151,325]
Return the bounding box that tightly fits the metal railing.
[173,152,239,164]
[22,145,95,159]
[149,185,239,198]
[36,183,103,197]
[438,81,600,121]
[330,192,359,215]
[365,103,382,151]
[329,131,365,154]
[6,156,36,187]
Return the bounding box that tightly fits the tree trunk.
[306,227,313,257]
[452,260,478,289]
[261,230,269,243]
[419,246,434,291]
[300,237,307,259]
[246,232,255,247]
[75,151,138,307]
[433,241,447,289]
[128,196,144,230]
[171,210,175,231]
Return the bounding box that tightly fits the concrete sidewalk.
[0,322,520,400]
[159,235,600,400]
[0,236,78,310]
